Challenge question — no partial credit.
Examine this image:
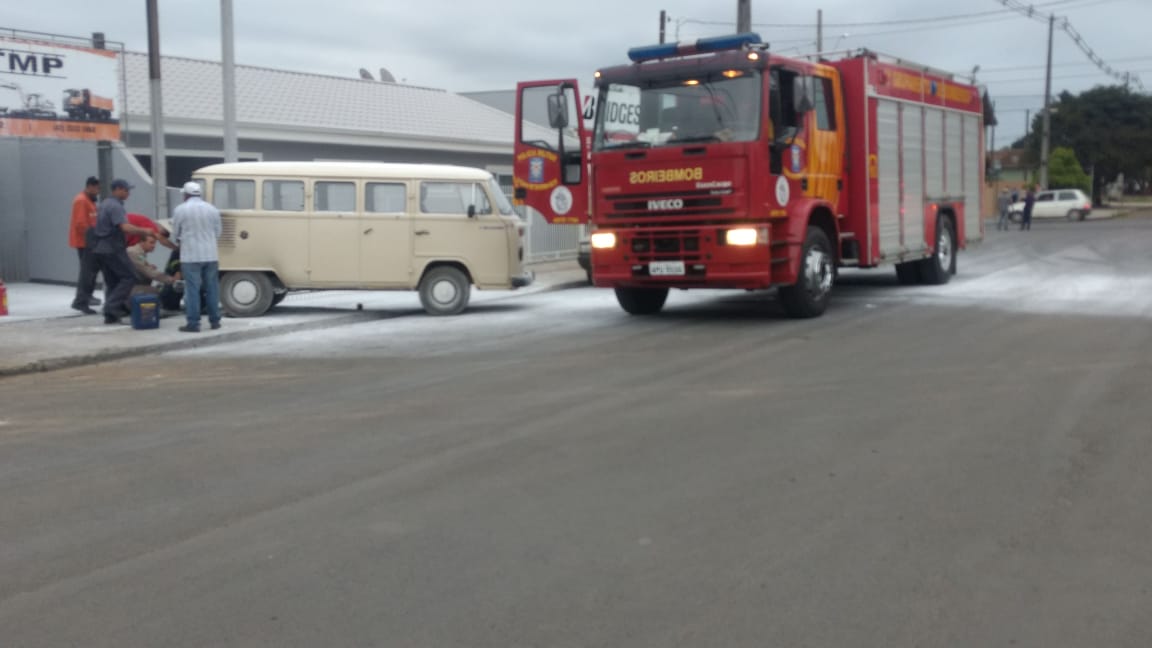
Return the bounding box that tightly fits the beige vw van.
[191,161,532,316]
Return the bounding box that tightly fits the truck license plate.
[649,261,685,276]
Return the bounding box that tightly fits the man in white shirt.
[171,181,223,332]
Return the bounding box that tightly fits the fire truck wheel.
[920,216,956,285]
[779,226,834,319]
[615,287,669,315]
[419,266,471,316]
[895,261,922,285]
[220,271,275,317]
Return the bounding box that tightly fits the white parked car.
[1009,188,1092,222]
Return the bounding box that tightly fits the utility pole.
[1039,13,1054,190]
[92,32,113,199]
[659,10,667,43]
[816,9,823,52]
[990,100,996,158]
[221,0,238,163]
[146,0,168,219]
[737,0,751,32]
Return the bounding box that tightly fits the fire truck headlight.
[590,232,617,249]
[725,228,759,246]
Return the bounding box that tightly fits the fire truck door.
[804,72,844,206]
[769,69,811,207]
[513,80,589,225]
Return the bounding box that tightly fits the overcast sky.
[4,0,1148,145]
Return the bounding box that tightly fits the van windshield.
[487,177,515,216]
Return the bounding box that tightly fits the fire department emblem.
[775,176,790,207]
[790,145,804,173]
[550,186,573,215]
[529,157,545,184]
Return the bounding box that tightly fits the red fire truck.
[513,33,988,317]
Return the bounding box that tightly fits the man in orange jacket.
[69,176,102,314]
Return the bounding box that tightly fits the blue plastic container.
[130,293,160,330]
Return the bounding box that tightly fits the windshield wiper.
[672,135,722,144]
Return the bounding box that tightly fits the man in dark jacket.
[90,179,157,324]
[1020,186,1037,231]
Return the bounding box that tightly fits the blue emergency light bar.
[627,32,764,63]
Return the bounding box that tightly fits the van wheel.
[419,266,471,315]
[270,293,287,307]
[220,271,275,317]
[615,287,668,315]
[779,226,834,318]
[920,216,955,285]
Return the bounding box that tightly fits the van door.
[361,180,413,288]
[256,178,310,285]
[308,180,360,285]
[412,181,510,287]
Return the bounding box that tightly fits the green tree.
[1009,85,1152,203]
[1048,147,1091,192]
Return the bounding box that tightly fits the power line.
[986,69,1152,83]
[976,56,1152,73]
[675,0,1108,30]
[995,0,1144,90]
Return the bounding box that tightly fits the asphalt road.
[2,214,1151,647]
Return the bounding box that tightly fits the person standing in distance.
[91,179,156,324]
[1020,185,1037,231]
[69,175,102,314]
[171,181,222,332]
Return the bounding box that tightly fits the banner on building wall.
[0,35,120,141]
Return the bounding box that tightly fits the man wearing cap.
[68,176,102,314]
[171,180,222,332]
[90,179,156,324]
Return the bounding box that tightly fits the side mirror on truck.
[793,77,814,115]
[547,93,570,129]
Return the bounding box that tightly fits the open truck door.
[513,80,589,225]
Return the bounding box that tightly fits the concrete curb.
[0,277,591,379]
[0,311,377,378]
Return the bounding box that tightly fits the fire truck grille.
[606,190,732,219]
[627,230,701,261]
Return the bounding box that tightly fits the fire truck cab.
[514,33,987,318]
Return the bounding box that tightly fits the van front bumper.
[511,271,535,288]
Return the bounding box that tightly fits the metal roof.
[119,52,522,152]
[194,161,496,180]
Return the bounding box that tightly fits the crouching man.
[126,233,177,311]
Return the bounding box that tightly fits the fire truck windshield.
[593,72,761,151]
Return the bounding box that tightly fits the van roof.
[193,161,496,181]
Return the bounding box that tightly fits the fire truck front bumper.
[589,226,780,290]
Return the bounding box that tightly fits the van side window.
[314,181,356,212]
[421,182,492,215]
[472,184,493,215]
[262,180,305,211]
[214,179,255,209]
[366,183,407,213]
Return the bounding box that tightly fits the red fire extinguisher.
[0,279,8,316]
